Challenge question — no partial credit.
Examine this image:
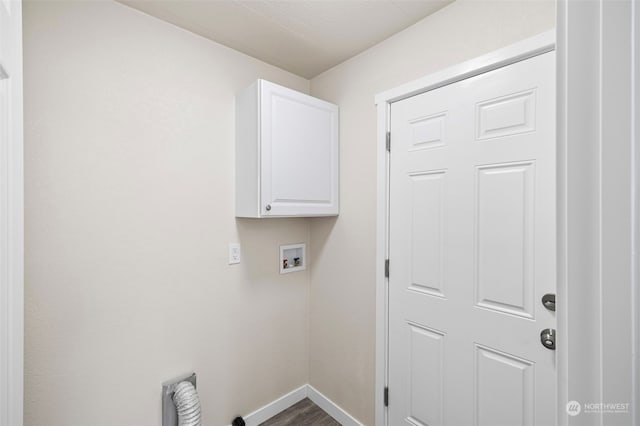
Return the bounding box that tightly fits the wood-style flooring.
[258,398,341,426]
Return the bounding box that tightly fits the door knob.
[542,293,555,311]
[540,328,556,350]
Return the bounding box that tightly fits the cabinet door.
[260,81,339,216]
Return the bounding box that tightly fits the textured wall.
[23,1,311,425]
[308,1,556,424]
[23,1,558,424]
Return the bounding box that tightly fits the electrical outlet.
[228,243,241,265]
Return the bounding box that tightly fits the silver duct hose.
[172,381,201,426]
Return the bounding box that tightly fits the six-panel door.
[388,52,557,426]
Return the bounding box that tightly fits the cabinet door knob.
[265,204,271,211]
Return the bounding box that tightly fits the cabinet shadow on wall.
[235,217,310,282]
[235,216,338,282]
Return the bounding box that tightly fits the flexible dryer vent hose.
[173,381,201,426]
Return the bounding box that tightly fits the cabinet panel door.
[260,81,338,216]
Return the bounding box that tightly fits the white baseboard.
[242,385,307,426]
[306,384,363,426]
[234,384,363,426]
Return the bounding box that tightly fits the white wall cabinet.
[236,79,339,217]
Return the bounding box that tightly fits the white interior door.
[388,51,556,426]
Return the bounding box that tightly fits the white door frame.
[557,1,638,425]
[376,3,640,422]
[374,30,557,426]
[0,1,24,425]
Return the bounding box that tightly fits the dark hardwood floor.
[258,398,341,426]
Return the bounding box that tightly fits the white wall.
[23,1,559,425]
[23,2,311,425]
[308,1,556,424]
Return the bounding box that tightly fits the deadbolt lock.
[542,293,556,311]
[540,328,556,350]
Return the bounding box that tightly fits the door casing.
[0,1,24,425]
[376,18,640,424]
[374,30,561,426]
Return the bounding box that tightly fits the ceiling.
[118,0,453,79]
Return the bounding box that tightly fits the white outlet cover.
[228,243,241,265]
